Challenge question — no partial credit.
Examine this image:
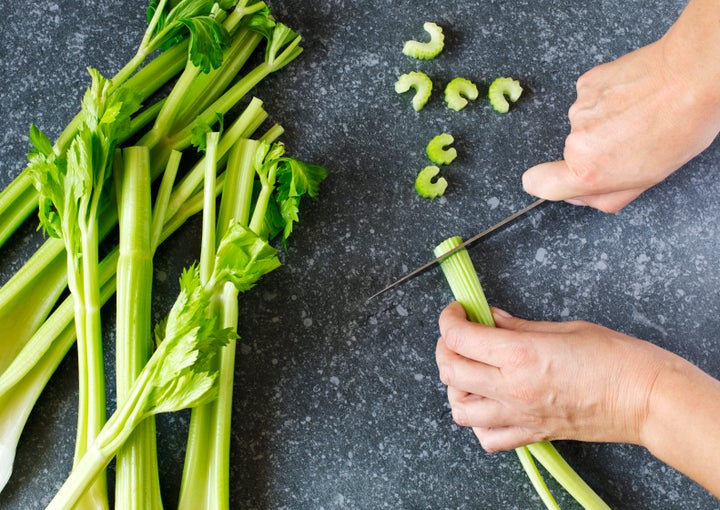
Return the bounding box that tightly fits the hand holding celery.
[434,236,610,510]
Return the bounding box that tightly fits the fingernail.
[565,198,587,206]
[492,307,512,318]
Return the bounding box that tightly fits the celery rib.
[434,236,610,509]
[114,146,162,510]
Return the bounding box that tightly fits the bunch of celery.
[0,0,322,506]
[434,236,610,510]
[42,131,325,509]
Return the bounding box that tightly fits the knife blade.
[367,198,547,301]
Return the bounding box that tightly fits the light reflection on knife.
[367,198,547,301]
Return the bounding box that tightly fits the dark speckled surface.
[1,1,719,509]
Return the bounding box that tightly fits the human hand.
[435,302,666,452]
[522,38,720,213]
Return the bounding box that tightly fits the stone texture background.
[1,0,718,508]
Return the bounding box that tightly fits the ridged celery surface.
[114,146,162,509]
[434,236,610,510]
[0,0,318,503]
[178,135,328,509]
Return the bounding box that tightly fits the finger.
[441,307,575,368]
[436,337,501,395]
[440,303,513,367]
[524,160,649,213]
[450,392,517,430]
[490,308,579,335]
[568,187,646,213]
[438,301,468,334]
[522,160,590,201]
[473,426,542,453]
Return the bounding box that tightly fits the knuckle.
[505,343,533,369]
[438,363,454,386]
[478,436,499,454]
[451,405,469,427]
[442,324,464,352]
[576,66,600,92]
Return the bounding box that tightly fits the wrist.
[660,0,720,112]
[640,353,720,495]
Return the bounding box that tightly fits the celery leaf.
[145,264,233,414]
[275,157,328,240]
[213,222,281,292]
[179,16,229,73]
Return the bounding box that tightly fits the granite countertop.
[1,1,719,509]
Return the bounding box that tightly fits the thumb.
[490,307,535,331]
[491,307,568,334]
[522,160,585,201]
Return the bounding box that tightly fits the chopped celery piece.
[433,236,611,510]
[415,165,447,199]
[444,77,478,111]
[402,21,445,60]
[488,77,523,113]
[426,133,456,165]
[395,71,433,111]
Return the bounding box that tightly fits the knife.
[367,198,547,301]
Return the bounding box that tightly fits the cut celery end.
[445,77,479,111]
[415,165,447,199]
[488,77,523,113]
[426,133,457,165]
[433,236,493,325]
[402,21,445,60]
[395,71,433,111]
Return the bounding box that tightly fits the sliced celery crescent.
[395,71,433,111]
[415,165,447,199]
[402,22,445,60]
[426,133,457,165]
[444,77,479,111]
[488,77,523,113]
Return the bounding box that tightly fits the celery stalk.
[114,146,162,510]
[434,236,610,510]
[178,138,259,510]
[45,216,283,509]
[179,137,327,509]
[516,447,561,510]
[527,442,611,510]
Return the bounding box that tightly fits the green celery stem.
[164,97,267,223]
[434,236,610,510]
[0,173,38,248]
[0,238,67,374]
[46,363,156,510]
[72,220,108,510]
[0,42,186,250]
[433,236,494,326]
[527,442,611,510]
[515,447,561,510]
[200,133,221,285]
[114,146,162,509]
[179,131,223,510]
